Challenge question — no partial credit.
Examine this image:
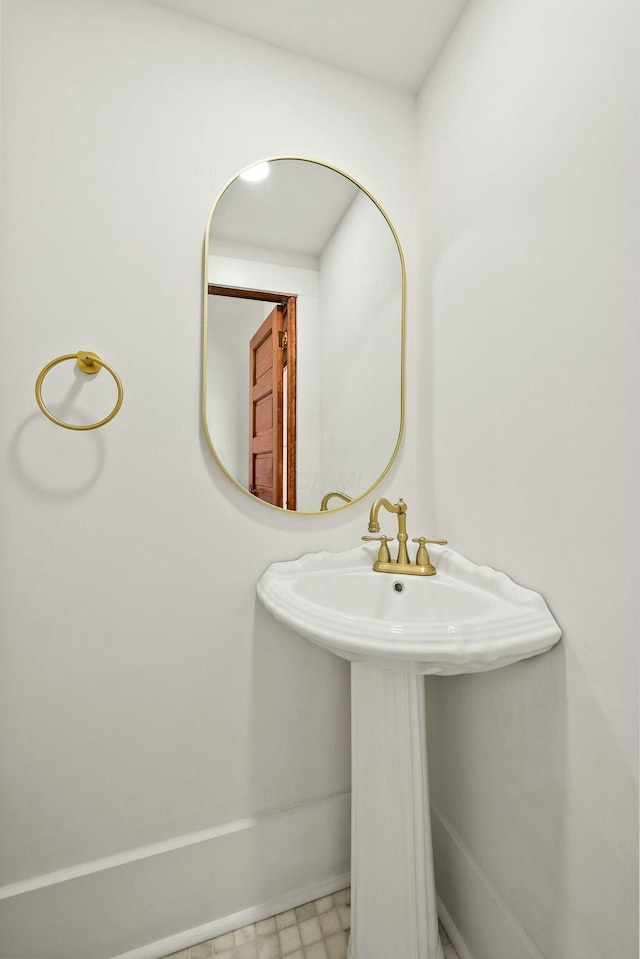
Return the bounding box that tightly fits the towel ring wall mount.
[35,351,123,430]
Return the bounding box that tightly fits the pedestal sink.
[257,543,561,959]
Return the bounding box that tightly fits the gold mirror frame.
[202,156,406,515]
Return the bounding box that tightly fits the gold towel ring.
[35,351,124,430]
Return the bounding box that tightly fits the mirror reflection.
[203,158,404,512]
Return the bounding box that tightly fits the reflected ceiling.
[210,162,358,261]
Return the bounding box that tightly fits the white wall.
[417,1,639,957]
[7,3,633,958]
[319,191,403,498]
[0,2,420,957]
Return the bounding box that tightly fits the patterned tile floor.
[164,888,459,959]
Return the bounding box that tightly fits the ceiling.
[209,160,359,262]
[148,0,469,93]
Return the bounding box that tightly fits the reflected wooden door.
[249,305,284,506]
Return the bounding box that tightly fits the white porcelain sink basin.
[257,543,561,674]
[257,541,561,959]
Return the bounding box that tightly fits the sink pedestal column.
[349,662,444,959]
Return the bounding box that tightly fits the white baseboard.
[111,871,351,959]
[436,895,474,959]
[0,792,351,959]
[431,802,544,959]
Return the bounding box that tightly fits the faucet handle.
[362,534,394,564]
[412,537,448,569]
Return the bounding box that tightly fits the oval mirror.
[203,157,404,513]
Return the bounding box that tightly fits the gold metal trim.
[363,497,447,575]
[320,490,354,511]
[361,534,394,564]
[202,155,406,515]
[35,351,124,430]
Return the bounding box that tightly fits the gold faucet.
[320,490,354,511]
[362,497,447,576]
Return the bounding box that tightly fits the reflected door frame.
[208,284,297,510]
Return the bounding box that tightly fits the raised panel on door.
[249,305,284,506]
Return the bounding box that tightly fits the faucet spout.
[320,490,353,511]
[368,497,405,532]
